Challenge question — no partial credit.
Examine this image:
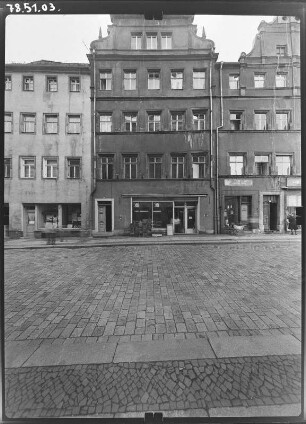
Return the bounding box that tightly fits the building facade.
[4,61,91,237]
[88,14,300,236]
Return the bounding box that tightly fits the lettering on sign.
[287,177,301,187]
[224,179,253,187]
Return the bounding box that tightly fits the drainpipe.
[90,48,97,233]
[216,62,224,234]
[209,56,216,234]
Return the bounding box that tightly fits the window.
[148,113,161,132]
[254,73,265,88]
[124,71,136,90]
[161,33,172,49]
[275,73,287,88]
[229,74,240,89]
[131,33,142,49]
[254,155,270,175]
[146,33,157,49]
[46,76,58,92]
[5,113,13,133]
[171,112,184,131]
[276,155,292,175]
[193,111,206,130]
[230,112,242,130]
[21,113,36,133]
[254,112,267,130]
[171,156,185,178]
[70,77,80,92]
[148,70,160,90]
[149,156,162,178]
[229,155,245,175]
[276,112,289,130]
[4,158,12,178]
[171,71,183,89]
[192,154,207,178]
[97,155,114,180]
[44,114,58,134]
[276,45,287,56]
[67,115,81,134]
[5,75,12,90]
[193,70,205,89]
[99,114,112,132]
[43,157,58,178]
[124,113,137,132]
[20,157,35,178]
[67,158,81,179]
[124,156,137,179]
[100,71,112,90]
[23,76,34,91]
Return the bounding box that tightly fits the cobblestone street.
[4,241,302,418]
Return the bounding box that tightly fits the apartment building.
[88,15,301,235]
[4,60,91,237]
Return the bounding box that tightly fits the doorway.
[98,201,112,233]
[263,196,278,231]
[24,205,35,237]
[174,202,197,234]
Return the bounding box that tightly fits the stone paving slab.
[209,335,301,358]
[209,404,301,417]
[22,341,117,367]
[5,355,301,418]
[113,339,216,363]
[5,340,42,368]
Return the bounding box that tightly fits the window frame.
[147,112,161,132]
[254,73,265,88]
[171,70,184,90]
[276,45,287,56]
[229,74,240,90]
[229,154,246,176]
[42,157,59,179]
[192,110,206,130]
[20,156,36,179]
[193,70,206,90]
[254,112,268,130]
[5,112,13,133]
[23,75,34,91]
[171,155,186,179]
[46,76,58,92]
[123,70,137,90]
[146,33,158,50]
[4,158,12,178]
[67,157,81,179]
[5,75,12,91]
[275,111,290,130]
[254,154,271,176]
[275,154,292,176]
[148,155,162,179]
[99,113,113,132]
[275,72,287,88]
[192,153,207,178]
[66,114,81,134]
[124,112,137,132]
[230,111,243,130]
[70,76,81,92]
[147,70,160,90]
[20,113,36,134]
[123,155,138,179]
[161,33,172,49]
[171,111,185,131]
[100,70,112,91]
[97,155,114,180]
[43,114,59,134]
[131,33,142,49]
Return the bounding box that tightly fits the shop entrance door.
[98,202,112,232]
[24,206,35,237]
[263,196,278,231]
[174,207,184,233]
[186,207,196,234]
[174,203,197,234]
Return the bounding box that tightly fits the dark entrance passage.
[263,195,279,231]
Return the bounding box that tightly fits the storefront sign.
[287,177,301,188]
[287,194,301,207]
[224,179,253,187]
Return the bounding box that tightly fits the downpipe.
[216,62,224,234]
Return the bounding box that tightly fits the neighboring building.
[88,14,218,235]
[88,14,301,235]
[4,60,91,237]
[217,16,301,233]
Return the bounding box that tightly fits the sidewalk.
[4,231,302,249]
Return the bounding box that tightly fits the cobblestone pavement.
[5,355,301,418]
[4,242,302,417]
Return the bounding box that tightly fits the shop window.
[23,76,34,91]
[146,33,157,49]
[276,155,292,175]
[70,77,80,92]
[133,201,152,223]
[148,70,160,90]
[193,111,206,130]
[171,155,185,178]
[171,70,183,90]
[42,205,58,228]
[229,154,245,175]
[192,154,207,178]
[44,114,59,134]
[97,155,114,180]
[4,158,12,178]
[193,70,205,89]
[67,158,81,179]
[123,155,137,179]
[62,204,81,228]
[148,113,161,131]
[5,75,12,90]
[124,113,137,132]
[46,76,58,92]
[275,73,287,88]
[67,114,81,134]
[20,113,36,133]
[171,112,184,131]
[254,155,270,175]
[99,114,112,132]
[148,156,162,178]
[230,112,243,130]
[276,112,289,130]
[229,74,239,89]
[20,156,35,178]
[224,196,252,227]
[161,33,172,49]
[131,33,142,49]
[254,73,265,88]
[100,71,112,90]
[123,71,136,90]
[5,113,13,133]
[43,157,58,179]
[254,112,267,130]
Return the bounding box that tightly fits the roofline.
[5,62,90,74]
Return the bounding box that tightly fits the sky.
[5,14,275,64]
